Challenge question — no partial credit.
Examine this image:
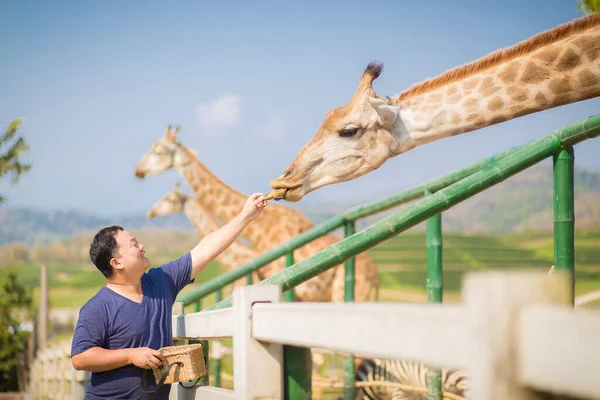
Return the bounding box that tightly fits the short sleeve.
[71,302,108,357]
[158,252,194,300]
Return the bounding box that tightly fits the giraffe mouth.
[264,188,288,201]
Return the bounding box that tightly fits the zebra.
[354,358,469,400]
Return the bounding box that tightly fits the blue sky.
[1,0,598,216]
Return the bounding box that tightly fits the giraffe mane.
[397,12,600,101]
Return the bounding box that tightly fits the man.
[71,193,268,399]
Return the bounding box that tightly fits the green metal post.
[283,251,312,399]
[553,147,575,305]
[425,190,443,304]
[284,346,312,400]
[246,273,253,285]
[344,222,356,302]
[190,300,209,386]
[198,340,209,386]
[425,189,443,400]
[343,221,356,400]
[284,252,295,302]
[213,289,222,387]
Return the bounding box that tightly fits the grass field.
[369,228,600,302]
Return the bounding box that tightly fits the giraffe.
[268,13,600,202]
[146,182,261,287]
[134,127,380,302]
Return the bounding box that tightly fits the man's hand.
[240,192,268,222]
[189,192,268,280]
[128,347,166,369]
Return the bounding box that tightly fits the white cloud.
[195,94,243,135]
[256,114,286,140]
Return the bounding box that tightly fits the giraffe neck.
[182,197,260,270]
[174,146,313,250]
[392,14,600,149]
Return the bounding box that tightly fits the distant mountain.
[0,165,599,246]
[0,209,194,246]
[343,164,600,234]
[442,164,600,233]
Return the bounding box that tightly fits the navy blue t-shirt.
[71,253,194,399]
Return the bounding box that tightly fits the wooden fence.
[23,271,600,399]
[24,341,89,400]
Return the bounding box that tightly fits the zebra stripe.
[355,358,469,400]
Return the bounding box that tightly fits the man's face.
[112,230,150,276]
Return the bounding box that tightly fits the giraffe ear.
[367,97,398,127]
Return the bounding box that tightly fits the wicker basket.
[152,343,206,384]
[141,343,206,393]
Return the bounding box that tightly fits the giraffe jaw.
[264,188,290,201]
[266,184,305,202]
[279,186,305,202]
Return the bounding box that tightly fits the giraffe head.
[147,182,188,218]
[269,62,411,202]
[135,125,186,179]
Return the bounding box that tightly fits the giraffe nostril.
[282,168,293,179]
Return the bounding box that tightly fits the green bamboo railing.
[176,143,524,306]
[203,113,599,311]
[177,113,598,399]
[425,189,443,399]
[343,220,356,400]
[282,251,312,399]
[553,147,576,304]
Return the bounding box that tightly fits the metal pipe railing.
[343,220,356,400]
[425,189,443,400]
[203,113,600,311]
[553,147,576,304]
[177,143,524,306]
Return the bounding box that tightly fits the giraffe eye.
[339,127,359,138]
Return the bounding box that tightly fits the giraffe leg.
[331,265,345,302]
[354,253,380,302]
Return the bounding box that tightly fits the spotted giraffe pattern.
[395,14,600,143]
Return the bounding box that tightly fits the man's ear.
[110,258,124,271]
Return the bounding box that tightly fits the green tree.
[577,0,600,13]
[0,269,33,391]
[1,119,32,203]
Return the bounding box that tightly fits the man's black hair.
[89,225,124,278]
